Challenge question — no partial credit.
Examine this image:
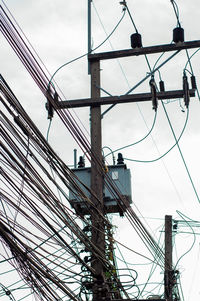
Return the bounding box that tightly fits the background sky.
[1,0,200,300]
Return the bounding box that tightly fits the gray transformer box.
[69,164,132,215]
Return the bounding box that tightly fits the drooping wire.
[124,107,189,163]
[105,111,157,158]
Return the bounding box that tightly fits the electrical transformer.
[69,155,132,216]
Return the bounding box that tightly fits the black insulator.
[191,75,197,90]
[117,153,124,165]
[46,88,54,120]
[130,32,142,48]
[183,73,190,108]
[159,80,165,92]
[150,78,158,111]
[173,27,184,43]
[78,156,85,168]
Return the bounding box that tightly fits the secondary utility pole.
[165,215,173,301]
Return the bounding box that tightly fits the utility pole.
[88,0,92,74]
[54,39,200,300]
[87,13,107,298]
[165,215,173,301]
[90,59,107,300]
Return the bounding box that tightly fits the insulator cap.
[159,80,165,92]
[130,32,142,48]
[173,27,184,43]
[117,153,124,165]
[78,156,85,168]
[191,75,197,89]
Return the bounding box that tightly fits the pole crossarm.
[88,40,200,61]
[56,89,195,109]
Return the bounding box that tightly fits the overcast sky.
[1,0,200,300]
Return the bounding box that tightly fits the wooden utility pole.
[90,60,107,300]
[165,215,173,301]
[54,39,200,300]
